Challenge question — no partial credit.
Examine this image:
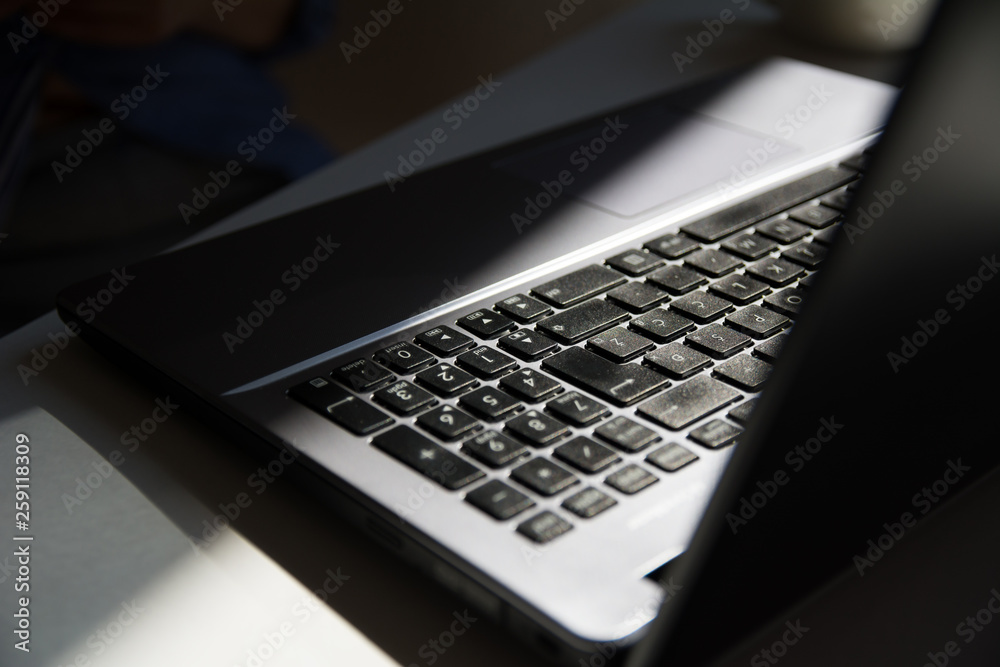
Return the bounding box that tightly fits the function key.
[511,458,579,496]
[457,310,516,339]
[494,294,552,323]
[755,218,810,244]
[463,430,529,468]
[498,329,559,361]
[465,480,535,520]
[562,487,617,518]
[373,380,437,415]
[587,326,655,363]
[506,409,570,447]
[531,265,626,308]
[456,346,518,379]
[554,437,620,474]
[644,233,700,259]
[414,326,475,356]
[331,358,394,392]
[546,391,609,426]
[646,443,698,472]
[788,203,839,229]
[372,426,484,490]
[499,368,563,402]
[605,464,658,494]
[416,404,481,441]
[684,248,743,278]
[414,362,478,397]
[605,249,665,276]
[720,233,779,261]
[606,282,669,313]
[646,265,708,295]
[459,387,523,421]
[628,308,695,343]
[517,511,573,543]
[594,415,661,452]
[689,419,742,449]
[373,341,436,374]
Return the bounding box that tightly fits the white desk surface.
[0,2,904,665]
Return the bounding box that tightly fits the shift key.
[542,347,669,406]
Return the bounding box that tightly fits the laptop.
[54,0,1000,663]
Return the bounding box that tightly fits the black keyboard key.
[288,378,394,435]
[685,323,753,358]
[644,342,712,379]
[781,242,827,268]
[456,346,518,379]
[414,363,478,397]
[820,187,852,211]
[670,290,735,323]
[331,358,395,392]
[542,347,670,406]
[753,333,789,363]
[498,329,559,360]
[517,511,573,543]
[763,288,807,317]
[725,305,790,339]
[714,354,773,391]
[646,265,707,295]
[463,430,529,468]
[811,226,840,246]
[587,326,654,362]
[840,153,869,172]
[797,273,818,290]
[289,376,351,411]
[645,233,700,259]
[414,326,475,357]
[512,458,578,496]
[689,419,742,449]
[681,167,855,242]
[606,282,669,313]
[594,415,660,452]
[554,437,620,473]
[466,480,535,520]
[606,249,665,276]
[637,375,741,430]
[373,341,436,374]
[605,464,658,494]
[746,256,805,286]
[684,248,743,277]
[373,380,437,415]
[646,443,698,472]
[709,274,771,305]
[494,294,553,323]
[372,427,484,490]
[505,409,570,447]
[721,233,779,260]
[755,218,810,244]
[531,264,626,308]
[499,368,563,402]
[459,387,522,421]
[536,300,629,344]
[562,487,617,518]
[457,310,516,339]
[788,203,839,229]
[546,391,609,426]
[416,404,481,441]
[629,308,695,343]
[727,398,757,424]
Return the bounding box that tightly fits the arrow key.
[457,309,516,339]
[414,326,475,356]
[498,329,559,360]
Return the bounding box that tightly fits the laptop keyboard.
[287,158,862,543]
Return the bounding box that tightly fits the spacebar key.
[373,426,485,490]
[542,347,669,406]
